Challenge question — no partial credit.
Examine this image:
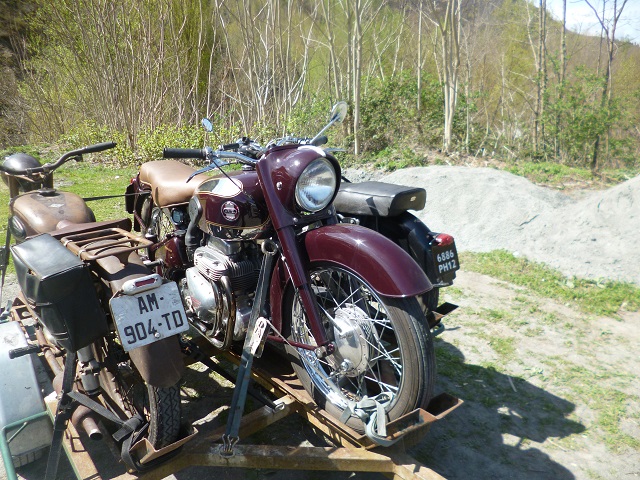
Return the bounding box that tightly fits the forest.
[0,0,638,172]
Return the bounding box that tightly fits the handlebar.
[164,133,332,173]
[75,142,117,155]
[0,142,117,177]
[163,148,207,160]
[219,143,240,151]
[311,135,328,147]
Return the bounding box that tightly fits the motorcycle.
[126,101,460,434]
[0,144,191,477]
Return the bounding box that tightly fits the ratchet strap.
[45,351,77,480]
[339,393,400,447]
[64,389,181,473]
[44,359,175,475]
[221,241,278,456]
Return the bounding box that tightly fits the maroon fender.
[304,224,433,297]
[268,224,432,331]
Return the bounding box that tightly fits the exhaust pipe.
[71,405,103,441]
[52,372,104,442]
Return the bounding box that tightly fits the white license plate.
[110,282,189,351]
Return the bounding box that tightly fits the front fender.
[304,224,432,297]
[268,224,432,332]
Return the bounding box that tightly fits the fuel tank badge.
[221,201,240,222]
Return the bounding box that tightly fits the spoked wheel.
[285,263,436,433]
[150,206,175,243]
[93,336,181,449]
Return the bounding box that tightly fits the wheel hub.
[329,304,376,377]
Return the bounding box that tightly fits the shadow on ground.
[409,340,585,479]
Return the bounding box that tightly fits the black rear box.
[11,234,108,352]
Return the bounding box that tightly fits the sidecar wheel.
[285,263,435,434]
[93,338,181,449]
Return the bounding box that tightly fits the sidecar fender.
[303,224,432,297]
[93,251,185,388]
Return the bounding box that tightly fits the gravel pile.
[356,166,640,285]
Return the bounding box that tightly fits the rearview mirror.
[330,102,348,124]
[201,118,213,132]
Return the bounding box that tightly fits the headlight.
[295,158,337,212]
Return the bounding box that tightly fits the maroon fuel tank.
[9,189,95,240]
[195,170,271,240]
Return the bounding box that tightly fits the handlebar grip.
[78,142,117,154]
[311,135,328,147]
[9,344,41,359]
[163,148,205,160]
[220,143,240,151]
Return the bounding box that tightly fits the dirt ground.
[3,166,639,479]
[415,270,640,479]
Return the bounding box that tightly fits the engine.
[180,237,261,344]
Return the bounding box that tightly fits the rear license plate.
[110,282,188,351]
[432,242,460,280]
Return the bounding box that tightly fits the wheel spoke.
[293,266,408,409]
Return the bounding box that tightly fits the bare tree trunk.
[426,0,461,153]
[353,0,362,156]
[555,0,567,159]
[585,0,628,172]
[417,0,423,113]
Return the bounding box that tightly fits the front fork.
[274,226,331,351]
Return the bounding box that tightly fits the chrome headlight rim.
[294,157,338,213]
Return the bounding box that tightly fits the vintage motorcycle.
[126,102,460,433]
[0,144,190,477]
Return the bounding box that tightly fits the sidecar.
[0,320,52,469]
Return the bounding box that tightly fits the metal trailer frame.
[34,346,461,480]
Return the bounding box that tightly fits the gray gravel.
[371,166,639,285]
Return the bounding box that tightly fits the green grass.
[461,250,640,317]
[505,161,593,186]
[541,357,640,452]
[493,161,639,189]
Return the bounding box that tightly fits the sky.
[546,0,640,44]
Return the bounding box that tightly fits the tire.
[93,337,181,449]
[285,263,436,433]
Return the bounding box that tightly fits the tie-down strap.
[339,392,400,447]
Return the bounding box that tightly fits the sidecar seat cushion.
[333,181,426,217]
[139,160,210,207]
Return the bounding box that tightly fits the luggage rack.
[34,343,461,480]
[60,228,152,261]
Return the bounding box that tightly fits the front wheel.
[285,263,435,433]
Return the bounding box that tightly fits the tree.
[584,0,628,172]
[425,0,461,153]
